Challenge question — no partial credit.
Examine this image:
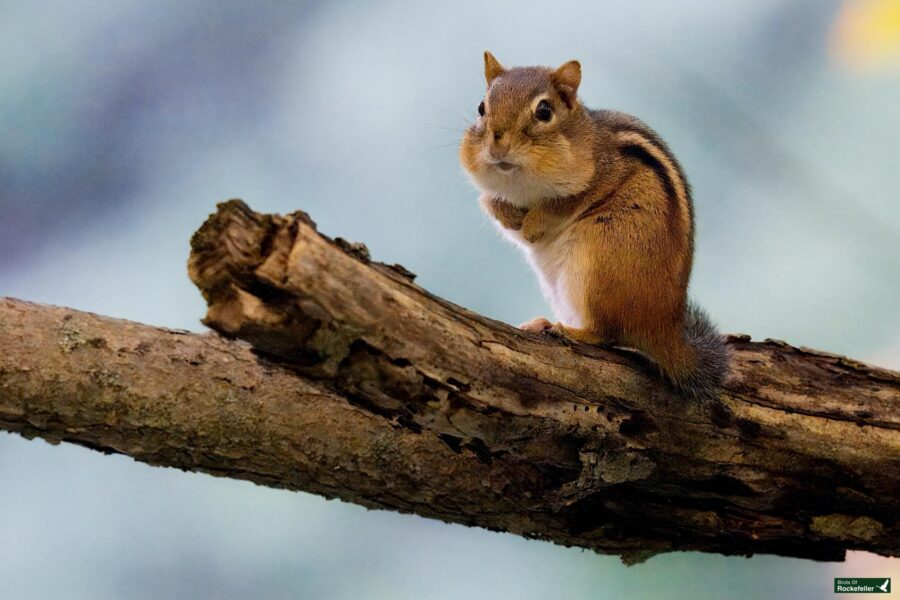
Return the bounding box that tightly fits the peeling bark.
[1,199,898,563]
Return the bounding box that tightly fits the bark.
[1,199,898,563]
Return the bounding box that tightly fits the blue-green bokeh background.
[1,1,898,598]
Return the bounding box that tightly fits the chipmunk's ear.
[551,60,581,108]
[484,51,504,85]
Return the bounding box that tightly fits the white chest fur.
[493,223,584,329]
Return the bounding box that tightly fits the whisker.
[416,142,462,157]
[415,125,468,133]
[431,106,475,127]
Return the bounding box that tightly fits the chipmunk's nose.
[488,131,510,159]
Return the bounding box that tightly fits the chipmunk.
[460,52,729,401]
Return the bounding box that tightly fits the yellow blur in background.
[833,0,900,69]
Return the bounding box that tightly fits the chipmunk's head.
[460,52,595,208]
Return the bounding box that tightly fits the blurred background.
[1,0,898,598]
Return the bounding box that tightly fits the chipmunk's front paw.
[519,317,554,333]
[521,220,545,243]
[487,198,527,230]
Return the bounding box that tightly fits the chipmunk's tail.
[657,301,730,403]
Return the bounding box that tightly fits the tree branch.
[2,199,898,563]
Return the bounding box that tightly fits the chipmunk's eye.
[535,99,553,122]
[478,101,485,117]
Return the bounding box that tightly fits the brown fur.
[460,53,729,400]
